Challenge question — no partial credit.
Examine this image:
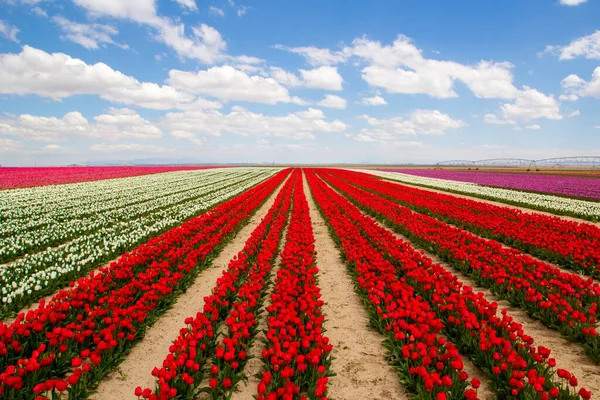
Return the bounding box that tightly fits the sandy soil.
[91,176,289,400]
[303,173,411,400]
[380,177,600,227]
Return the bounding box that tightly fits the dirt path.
[379,177,600,227]
[303,172,410,400]
[91,177,290,400]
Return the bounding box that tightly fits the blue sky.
[0,0,599,165]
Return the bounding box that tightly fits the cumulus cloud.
[72,0,257,65]
[560,0,588,6]
[172,0,198,12]
[542,31,600,60]
[161,107,347,144]
[167,65,296,104]
[561,68,600,98]
[361,95,387,106]
[0,138,23,152]
[299,66,343,91]
[0,46,221,110]
[349,35,518,99]
[354,109,466,142]
[273,44,351,66]
[209,6,225,16]
[317,94,347,109]
[0,20,19,42]
[500,87,562,121]
[0,108,163,142]
[52,16,127,50]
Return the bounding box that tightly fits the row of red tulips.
[341,169,600,279]
[0,170,290,399]
[308,169,591,399]
[305,169,472,399]
[318,169,600,363]
[136,169,298,400]
[255,172,333,400]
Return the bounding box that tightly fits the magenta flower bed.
[382,169,600,201]
[0,166,220,189]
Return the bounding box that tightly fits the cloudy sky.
[0,0,599,165]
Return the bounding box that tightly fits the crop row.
[0,169,277,319]
[340,170,600,279]
[0,170,257,263]
[0,169,290,399]
[137,169,297,400]
[319,169,600,363]
[359,169,600,221]
[307,169,591,399]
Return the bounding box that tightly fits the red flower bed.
[0,169,290,400]
[256,170,333,400]
[0,166,220,189]
[345,169,600,279]
[308,169,590,399]
[318,169,600,363]
[138,169,298,400]
[305,169,470,399]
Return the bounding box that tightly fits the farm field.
[1,166,600,400]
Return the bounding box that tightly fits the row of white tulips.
[0,169,229,233]
[0,170,257,263]
[354,169,600,220]
[0,168,280,318]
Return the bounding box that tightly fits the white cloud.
[524,124,541,130]
[0,108,163,142]
[273,45,350,66]
[561,67,600,98]
[0,46,221,111]
[52,16,127,50]
[299,66,343,91]
[484,114,516,125]
[544,31,600,60]
[31,7,47,17]
[173,0,198,12]
[269,67,302,87]
[237,6,248,16]
[357,109,466,142]
[209,6,225,16]
[157,23,230,65]
[0,20,19,42]
[349,35,518,99]
[162,107,347,143]
[361,95,387,106]
[0,138,23,152]
[559,94,579,101]
[500,87,562,121]
[170,130,203,146]
[568,110,580,118]
[560,0,588,6]
[168,65,295,104]
[72,0,161,25]
[317,94,347,109]
[91,143,172,153]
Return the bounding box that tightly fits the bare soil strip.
[91,177,290,400]
[380,177,600,227]
[304,173,411,400]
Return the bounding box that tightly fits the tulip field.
[1,167,600,400]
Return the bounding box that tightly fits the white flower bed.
[0,169,255,262]
[353,169,600,220]
[0,168,280,315]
